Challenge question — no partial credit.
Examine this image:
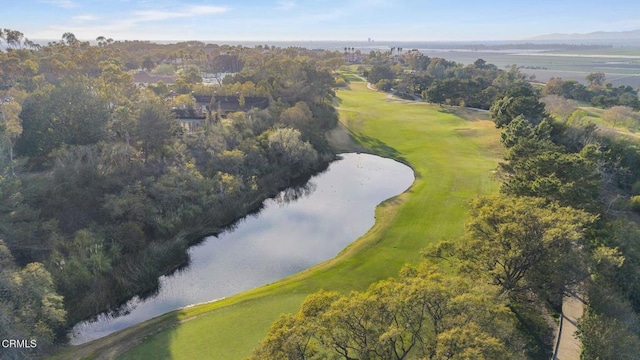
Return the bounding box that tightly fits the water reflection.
[273,180,317,206]
[70,153,414,345]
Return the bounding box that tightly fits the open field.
[546,47,640,57]
[55,76,503,360]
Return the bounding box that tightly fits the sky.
[3,0,640,42]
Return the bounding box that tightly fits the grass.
[55,77,503,360]
[568,103,640,141]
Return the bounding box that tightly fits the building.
[213,95,269,119]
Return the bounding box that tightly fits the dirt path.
[553,292,586,360]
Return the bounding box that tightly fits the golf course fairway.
[58,75,503,360]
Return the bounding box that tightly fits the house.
[177,118,206,132]
[193,94,213,118]
[171,94,215,133]
[213,95,269,119]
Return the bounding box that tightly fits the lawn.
[57,76,503,360]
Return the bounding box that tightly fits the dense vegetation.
[0,28,345,357]
[252,55,640,358]
[544,73,640,110]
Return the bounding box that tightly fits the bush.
[376,79,393,92]
[629,196,640,212]
[335,77,347,88]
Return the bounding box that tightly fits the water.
[69,153,414,345]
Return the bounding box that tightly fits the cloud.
[30,4,231,40]
[41,0,77,8]
[72,14,99,22]
[276,1,296,10]
[133,5,229,22]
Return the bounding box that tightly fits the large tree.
[249,266,520,360]
[16,81,109,160]
[489,81,547,128]
[459,196,594,299]
[367,63,395,85]
[137,98,179,160]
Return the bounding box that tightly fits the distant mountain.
[530,29,640,41]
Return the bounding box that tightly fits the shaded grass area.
[55,77,502,360]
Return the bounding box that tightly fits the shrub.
[629,196,640,212]
[376,79,393,92]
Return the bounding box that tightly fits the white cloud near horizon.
[72,14,98,22]
[41,0,77,8]
[133,5,229,22]
[30,4,230,40]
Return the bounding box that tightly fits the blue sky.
[4,0,640,42]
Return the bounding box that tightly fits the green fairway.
[59,76,502,360]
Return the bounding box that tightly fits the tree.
[249,313,319,360]
[16,81,109,160]
[602,105,639,129]
[426,58,451,79]
[578,311,640,360]
[586,72,606,87]
[3,29,25,49]
[62,32,79,47]
[266,127,318,177]
[367,63,395,84]
[541,94,578,121]
[173,94,196,110]
[0,241,66,352]
[142,56,155,72]
[499,144,602,211]
[459,196,594,298]
[152,64,176,76]
[137,99,178,160]
[180,67,202,84]
[376,78,393,92]
[435,323,510,360]
[489,82,547,128]
[279,101,313,132]
[473,58,488,69]
[0,92,24,175]
[97,62,139,110]
[249,266,520,360]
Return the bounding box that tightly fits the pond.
[69,153,414,345]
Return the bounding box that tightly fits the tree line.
[0,29,345,357]
[364,51,640,115]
